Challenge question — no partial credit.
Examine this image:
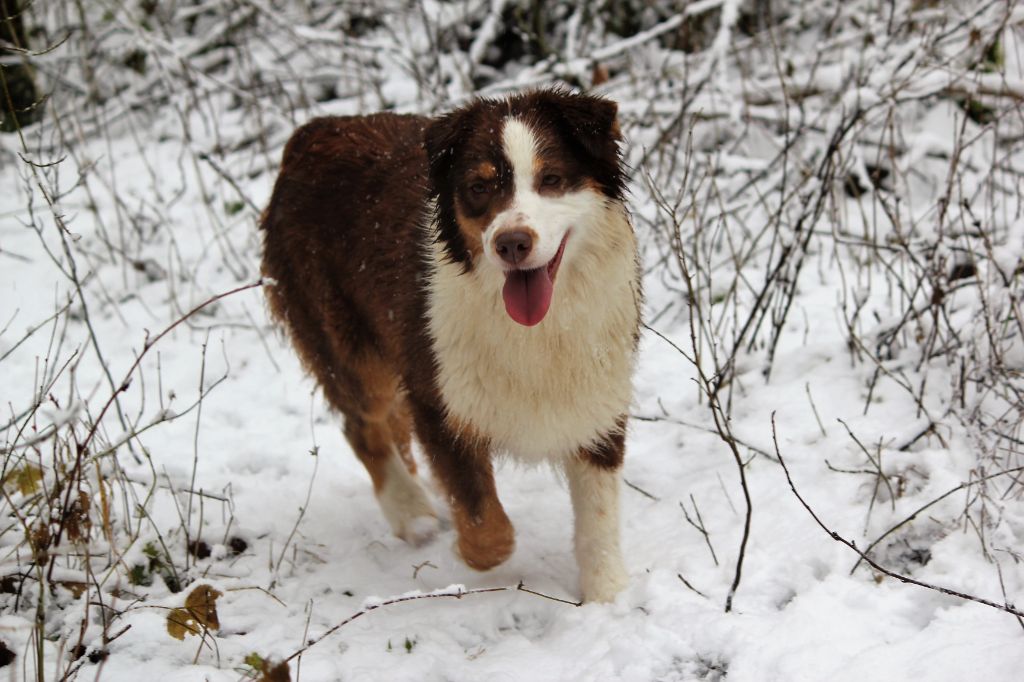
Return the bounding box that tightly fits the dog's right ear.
[424,105,478,270]
[424,107,474,195]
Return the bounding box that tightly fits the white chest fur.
[425,204,640,461]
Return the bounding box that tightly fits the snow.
[2,1,1023,680]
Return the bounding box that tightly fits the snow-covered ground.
[2,2,1023,680]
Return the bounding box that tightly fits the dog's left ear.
[539,90,621,160]
[536,90,625,199]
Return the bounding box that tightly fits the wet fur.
[261,91,640,601]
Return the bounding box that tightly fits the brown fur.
[262,111,514,558]
[261,92,632,579]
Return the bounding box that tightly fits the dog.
[260,89,640,602]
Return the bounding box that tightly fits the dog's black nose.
[495,230,533,265]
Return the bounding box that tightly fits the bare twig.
[284,582,579,663]
[772,413,1024,620]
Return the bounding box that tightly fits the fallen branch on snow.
[284,582,581,664]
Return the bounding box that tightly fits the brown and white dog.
[260,89,640,602]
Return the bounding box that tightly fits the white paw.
[580,558,628,603]
[401,514,440,547]
[377,462,438,546]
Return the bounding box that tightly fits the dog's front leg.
[566,429,629,603]
[410,402,515,571]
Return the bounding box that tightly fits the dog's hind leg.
[333,365,438,547]
[387,395,419,476]
[343,401,439,546]
[262,255,437,545]
[565,427,629,603]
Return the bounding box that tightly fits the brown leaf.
[66,491,92,544]
[26,522,50,564]
[57,580,88,598]
[3,464,43,496]
[166,608,197,640]
[259,659,291,682]
[95,463,112,542]
[165,584,222,640]
[185,584,222,628]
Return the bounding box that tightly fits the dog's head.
[425,89,625,327]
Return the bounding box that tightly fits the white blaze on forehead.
[501,118,538,193]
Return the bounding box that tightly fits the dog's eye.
[541,174,561,187]
[469,182,488,195]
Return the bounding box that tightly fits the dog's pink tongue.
[502,268,553,326]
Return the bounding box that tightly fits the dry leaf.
[57,580,88,598]
[95,462,112,542]
[26,522,50,564]
[166,608,196,640]
[185,584,221,628]
[259,660,291,682]
[3,464,43,496]
[66,491,92,544]
[244,653,291,681]
[166,584,222,640]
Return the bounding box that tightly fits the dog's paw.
[454,517,515,571]
[377,472,438,546]
[580,559,628,603]
[400,514,440,547]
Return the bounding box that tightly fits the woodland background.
[1,1,1023,680]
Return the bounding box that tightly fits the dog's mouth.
[501,232,569,327]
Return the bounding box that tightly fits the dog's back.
[262,113,430,371]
